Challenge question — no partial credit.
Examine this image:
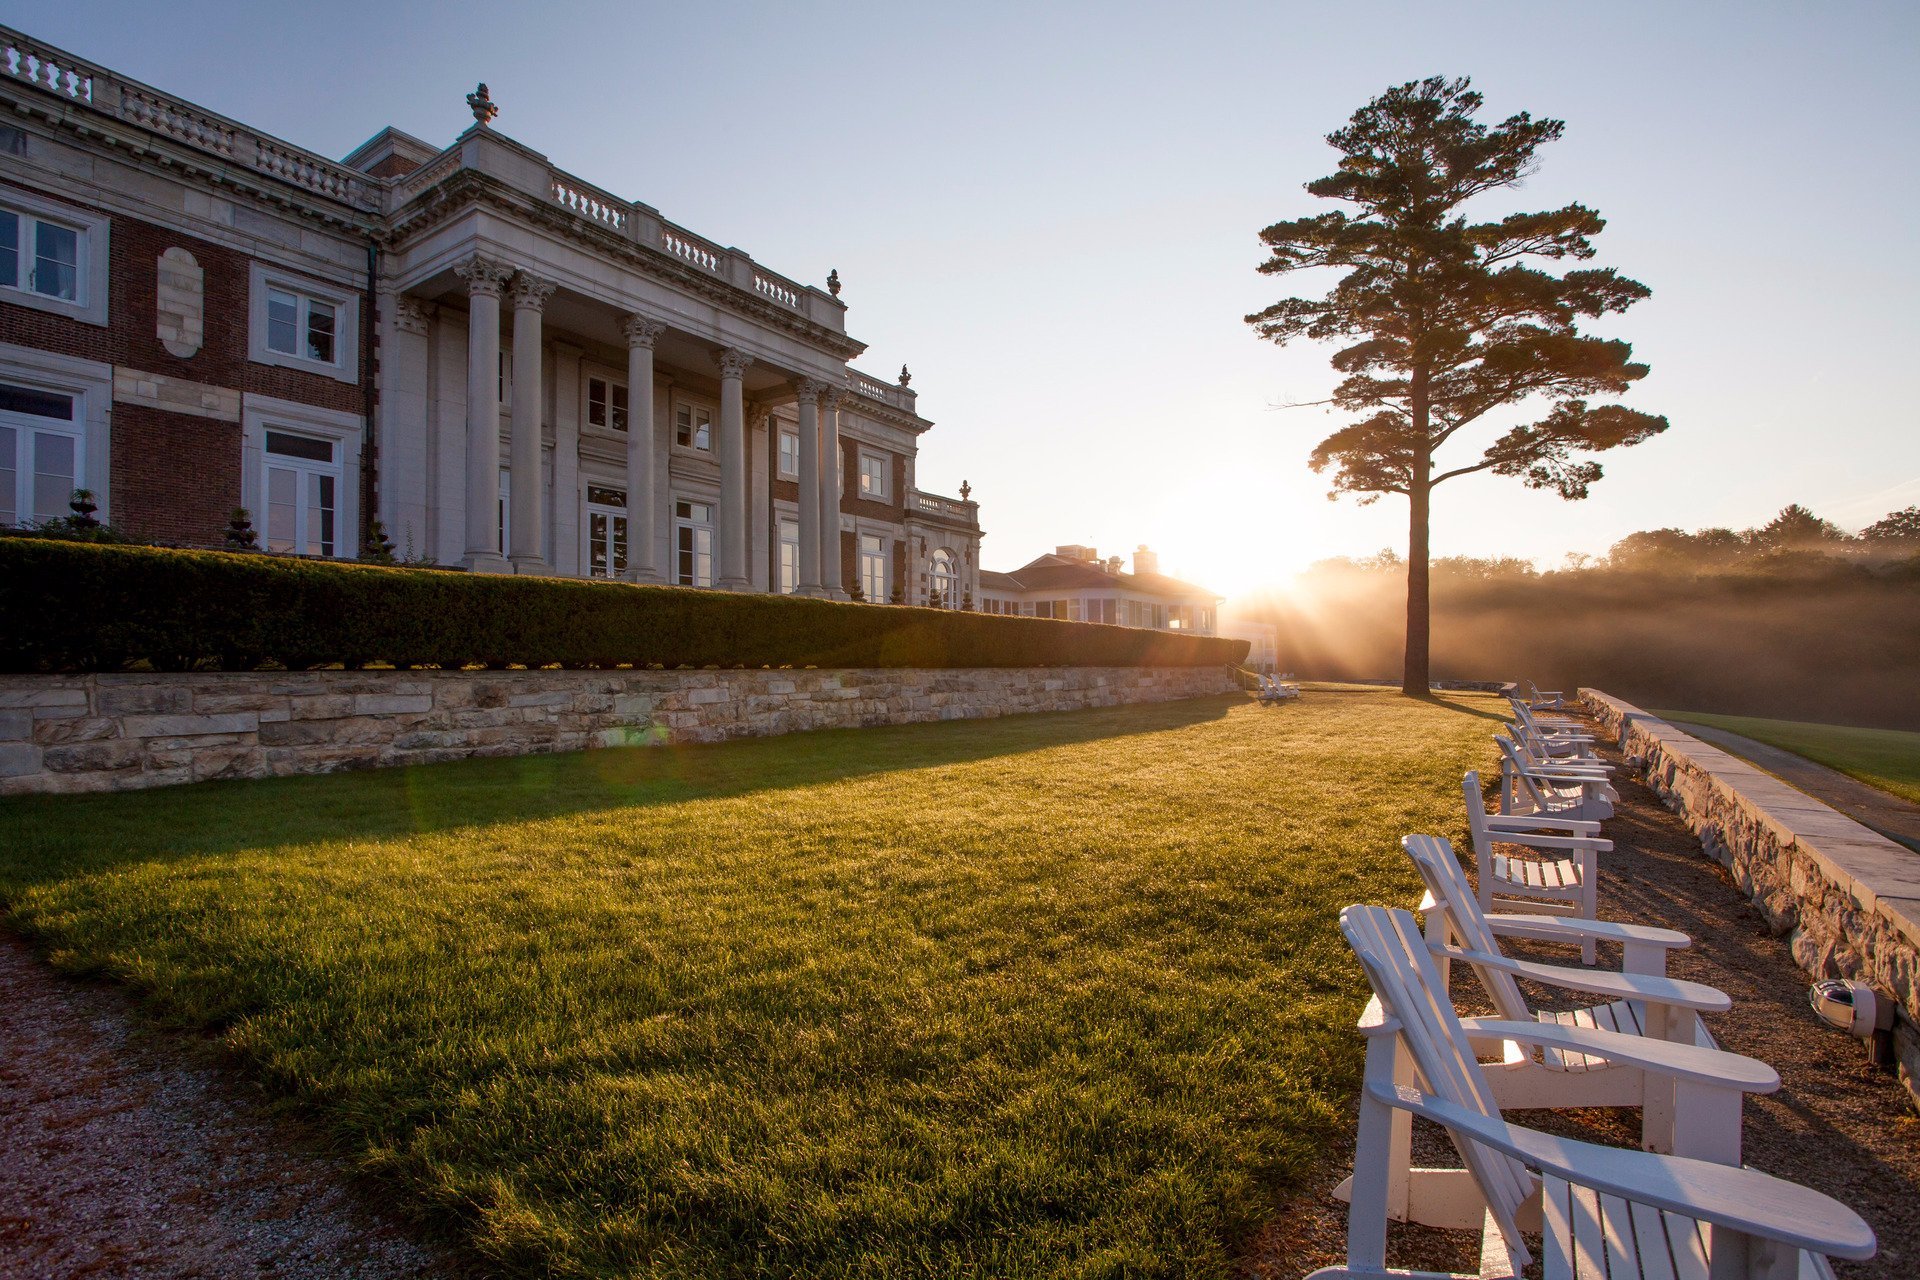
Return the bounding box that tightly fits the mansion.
[0,27,981,604]
[979,545,1222,633]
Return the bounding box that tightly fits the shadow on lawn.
[0,694,1240,873]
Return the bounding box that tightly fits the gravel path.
[1247,712,1920,1279]
[1670,721,1920,853]
[0,931,473,1280]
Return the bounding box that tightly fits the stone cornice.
[386,168,867,362]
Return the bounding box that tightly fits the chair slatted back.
[1339,905,1536,1264]
[1405,827,1531,1021]
[1495,733,1553,811]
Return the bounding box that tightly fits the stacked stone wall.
[0,665,1239,796]
[1582,689,1920,1104]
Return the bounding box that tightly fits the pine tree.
[1249,76,1667,694]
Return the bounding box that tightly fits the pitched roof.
[981,553,1221,600]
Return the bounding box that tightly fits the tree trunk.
[1402,475,1431,696]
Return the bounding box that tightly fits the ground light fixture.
[1809,978,1897,1068]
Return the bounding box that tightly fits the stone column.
[621,315,666,583]
[792,379,824,595]
[455,254,513,572]
[379,294,433,559]
[715,348,753,590]
[819,385,844,597]
[550,342,583,576]
[507,271,556,574]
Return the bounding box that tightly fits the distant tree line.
[1239,503,1920,729]
[1302,503,1920,583]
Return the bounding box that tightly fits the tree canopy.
[1248,75,1667,692]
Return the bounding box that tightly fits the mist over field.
[1239,554,1920,730]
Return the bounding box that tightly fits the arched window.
[930,547,958,608]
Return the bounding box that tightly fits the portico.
[364,112,968,596]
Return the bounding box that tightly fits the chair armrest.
[1434,942,1732,1012]
[1367,1083,1877,1260]
[1482,814,1604,835]
[1483,913,1690,950]
[1487,831,1612,854]
[1456,1017,1777,1092]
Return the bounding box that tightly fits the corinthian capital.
[790,377,828,404]
[819,385,843,409]
[621,314,667,350]
[508,271,557,310]
[391,294,433,336]
[454,254,515,298]
[715,348,754,380]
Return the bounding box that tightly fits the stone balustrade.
[0,667,1240,796]
[2,25,374,211]
[1582,689,1920,1103]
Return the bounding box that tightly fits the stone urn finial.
[827,268,841,298]
[467,83,498,127]
[898,364,911,387]
[959,479,971,501]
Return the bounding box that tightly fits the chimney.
[1133,545,1160,576]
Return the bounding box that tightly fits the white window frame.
[777,427,799,479]
[586,373,629,435]
[672,396,714,453]
[674,498,715,587]
[583,485,629,578]
[240,395,363,559]
[0,190,110,326]
[248,261,360,384]
[929,547,958,608]
[858,449,890,500]
[859,532,888,602]
[0,345,112,522]
[777,515,800,594]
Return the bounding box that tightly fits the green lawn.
[0,688,1501,1279]
[1656,709,1920,805]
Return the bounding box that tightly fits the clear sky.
[27,0,1920,594]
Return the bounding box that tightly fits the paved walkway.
[1669,722,1920,853]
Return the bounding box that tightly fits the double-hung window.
[585,485,628,577]
[588,378,628,432]
[263,430,340,557]
[859,533,887,602]
[858,450,889,500]
[0,381,85,527]
[675,500,714,586]
[778,428,799,478]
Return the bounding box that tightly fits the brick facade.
[0,172,369,548]
[108,403,242,546]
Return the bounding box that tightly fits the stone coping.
[1584,691,1920,937]
[1582,688,1920,1098]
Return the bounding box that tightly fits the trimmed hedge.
[0,539,1249,673]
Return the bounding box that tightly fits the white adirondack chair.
[1401,834,1760,1165]
[1461,771,1605,958]
[1508,699,1606,763]
[1520,679,1568,710]
[1257,673,1300,703]
[1495,732,1615,821]
[1313,905,1875,1280]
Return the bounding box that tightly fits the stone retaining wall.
[1583,689,1920,1102]
[0,666,1240,796]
